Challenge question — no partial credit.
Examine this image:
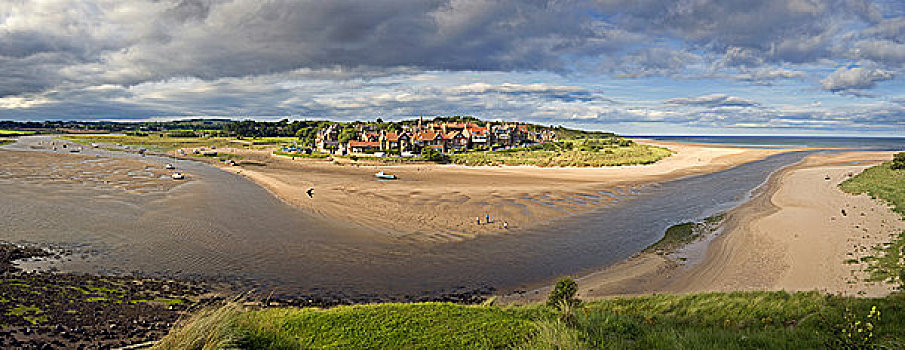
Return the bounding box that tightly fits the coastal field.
[61,134,294,152]
[449,138,674,167]
[156,291,905,349]
[0,129,37,136]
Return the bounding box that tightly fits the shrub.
[892,152,905,170]
[420,147,447,162]
[547,277,580,309]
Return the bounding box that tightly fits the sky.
[1,0,905,136]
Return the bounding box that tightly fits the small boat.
[374,171,397,180]
[172,172,185,180]
[165,164,175,169]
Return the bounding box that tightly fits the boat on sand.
[374,171,396,180]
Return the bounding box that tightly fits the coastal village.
[312,118,558,156]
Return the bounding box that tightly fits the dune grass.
[839,158,905,286]
[153,291,905,349]
[450,139,673,167]
[840,160,905,217]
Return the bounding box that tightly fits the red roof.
[467,126,488,136]
[415,131,440,141]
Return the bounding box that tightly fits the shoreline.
[501,150,904,304]
[184,140,800,242]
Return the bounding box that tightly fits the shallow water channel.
[0,136,810,298]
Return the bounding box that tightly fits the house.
[465,125,489,146]
[443,130,469,151]
[380,131,413,152]
[414,131,445,152]
[316,124,341,152]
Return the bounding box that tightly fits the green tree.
[892,152,905,170]
[547,277,580,309]
[420,147,446,161]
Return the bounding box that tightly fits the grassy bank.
[839,154,905,286]
[61,135,289,152]
[450,139,673,167]
[154,291,905,349]
[645,214,724,255]
[0,129,36,136]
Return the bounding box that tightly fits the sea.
[635,135,905,151]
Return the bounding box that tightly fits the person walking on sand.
[485,213,490,224]
[476,217,481,225]
[503,222,508,229]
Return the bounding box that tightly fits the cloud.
[820,66,895,91]
[668,94,760,107]
[0,0,903,135]
[734,68,807,84]
[854,40,905,66]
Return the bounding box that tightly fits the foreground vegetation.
[840,152,905,287]
[450,138,673,167]
[154,290,905,349]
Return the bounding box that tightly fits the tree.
[420,146,446,161]
[547,277,580,309]
[339,127,358,144]
[892,152,905,170]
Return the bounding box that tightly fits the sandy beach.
[672,151,904,297]
[189,141,796,242]
[503,150,904,304]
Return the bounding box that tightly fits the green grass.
[0,129,36,136]
[154,291,905,349]
[839,159,905,285]
[61,135,293,152]
[840,161,905,217]
[0,138,13,146]
[646,214,724,254]
[273,150,330,159]
[450,140,673,167]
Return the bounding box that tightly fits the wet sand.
[502,151,903,304]
[0,136,814,301]
[190,140,797,242]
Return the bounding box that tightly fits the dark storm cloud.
[0,0,903,134]
[2,0,903,95]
